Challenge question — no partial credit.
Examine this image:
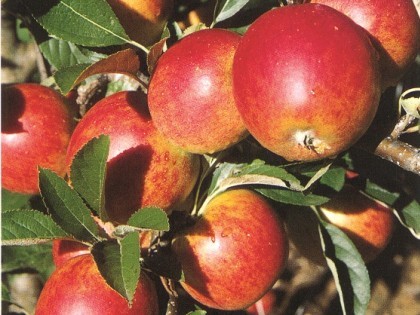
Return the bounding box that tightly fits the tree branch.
[373,137,420,176]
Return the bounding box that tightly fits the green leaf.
[2,244,55,281]
[319,166,346,192]
[2,282,11,302]
[187,311,207,315]
[364,180,400,205]
[127,207,170,231]
[92,232,140,304]
[2,209,69,246]
[395,200,420,238]
[208,162,246,194]
[318,217,370,315]
[24,0,130,47]
[39,168,100,243]
[70,135,110,220]
[1,189,32,211]
[54,63,91,93]
[39,38,106,70]
[256,188,330,206]
[214,0,251,25]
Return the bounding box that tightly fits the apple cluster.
[1,0,418,314]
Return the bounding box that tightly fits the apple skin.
[65,91,200,223]
[52,239,91,268]
[52,232,153,268]
[107,0,173,46]
[307,0,420,88]
[233,4,381,162]
[171,189,289,310]
[245,289,277,315]
[35,254,159,315]
[148,28,248,154]
[286,184,395,265]
[2,84,73,194]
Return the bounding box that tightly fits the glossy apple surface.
[35,254,159,315]
[286,184,395,265]
[148,28,248,154]
[172,189,288,310]
[65,91,200,223]
[107,0,173,46]
[308,0,420,87]
[233,4,381,162]
[2,84,73,194]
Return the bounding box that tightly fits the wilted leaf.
[54,48,141,94]
[70,135,110,220]
[147,37,167,75]
[92,232,140,304]
[39,168,101,243]
[24,0,130,47]
[2,209,69,245]
[127,207,170,231]
[39,38,106,70]
[318,217,370,315]
[399,88,420,118]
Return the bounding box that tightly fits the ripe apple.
[171,189,289,310]
[52,239,91,268]
[107,0,173,46]
[65,91,200,223]
[286,184,395,265]
[2,84,73,194]
[148,28,248,154]
[35,254,159,315]
[307,0,420,87]
[233,4,381,162]
[245,289,277,315]
[52,232,153,268]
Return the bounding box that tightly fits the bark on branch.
[374,137,420,176]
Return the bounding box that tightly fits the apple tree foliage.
[2,0,419,314]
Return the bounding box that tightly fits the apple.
[171,189,289,310]
[52,239,91,268]
[232,4,381,162]
[2,84,73,194]
[65,91,200,223]
[245,289,277,315]
[286,184,395,265]
[35,254,159,315]
[52,231,153,268]
[307,0,420,87]
[148,28,248,154]
[107,0,173,46]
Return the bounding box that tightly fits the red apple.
[286,184,395,265]
[245,289,277,315]
[52,231,153,268]
[65,91,200,223]
[307,0,420,87]
[148,28,248,154]
[171,189,289,310]
[52,239,91,268]
[35,254,159,315]
[233,4,381,162]
[2,84,73,194]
